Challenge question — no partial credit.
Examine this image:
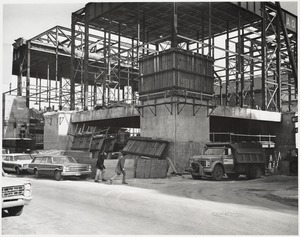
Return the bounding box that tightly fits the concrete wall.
[140,97,210,172]
[275,112,297,157]
[44,111,75,150]
[2,95,29,138]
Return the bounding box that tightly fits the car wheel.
[54,170,62,181]
[34,169,39,178]
[191,174,202,180]
[15,167,21,175]
[249,165,263,179]
[7,206,23,216]
[226,173,240,180]
[211,165,224,181]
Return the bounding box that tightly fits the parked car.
[2,153,33,175]
[2,170,32,217]
[28,155,92,181]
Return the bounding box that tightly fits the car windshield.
[53,157,77,164]
[204,148,225,155]
[15,155,32,161]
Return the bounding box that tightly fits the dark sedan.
[28,155,92,181]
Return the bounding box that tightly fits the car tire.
[191,174,202,180]
[7,206,23,216]
[15,167,21,175]
[226,173,240,180]
[54,170,62,181]
[211,165,224,181]
[34,169,39,178]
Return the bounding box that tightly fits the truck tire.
[192,174,202,180]
[7,206,23,216]
[227,173,239,180]
[211,165,224,181]
[54,170,62,181]
[249,165,263,179]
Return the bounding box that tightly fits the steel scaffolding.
[9,2,297,112]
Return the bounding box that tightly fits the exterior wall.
[140,97,209,172]
[44,111,75,150]
[2,95,29,138]
[275,112,297,157]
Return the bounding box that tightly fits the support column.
[276,11,282,112]
[70,13,76,110]
[171,2,178,48]
[261,3,266,110]
[225,22,229,106]
[84,13,90,111]
[26,42,31,108]
[250,42,255,108]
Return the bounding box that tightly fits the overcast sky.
[1,1,298,93]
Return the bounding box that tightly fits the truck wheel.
[34,169,39,178]
[227,173,239,180]
[7,206,23,216]
[54,170,62,181]
[250,165,263,179]
[192,174,202,180]
[212,165,224,181]
[15,167,21,175]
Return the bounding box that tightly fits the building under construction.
[2,2,298,174]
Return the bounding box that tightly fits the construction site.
[2,2,298,178]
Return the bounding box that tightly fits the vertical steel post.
[202,11,205,55]
[261,3,266,110]
[240,28,245,108]
[250,42,254,108]
[103,31,107,106]
[208,3,212,57]
[47,59,50,109]
[276,11,281,111]
[70,13,76,110]
[84,13,89,111]
[107,21,112,104]
[39,78,41,110]
[225,22,229,106]
[118,23,121,102]
[26,42,31,108]
[59,76,62,110]
[171,2,178,48]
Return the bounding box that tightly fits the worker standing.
[109,151,128,184]
[94,151,107,182]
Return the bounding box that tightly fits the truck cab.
[187,142,265,181]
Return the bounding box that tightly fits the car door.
[41,157,53,176]
[2,155,11,171]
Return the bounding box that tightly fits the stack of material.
[123,137,169,178]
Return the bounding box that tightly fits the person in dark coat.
[94,151,107,182]
[109,151,127,184]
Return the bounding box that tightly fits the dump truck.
[186,142,265,181]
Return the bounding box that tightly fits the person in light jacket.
[109,151,127,184]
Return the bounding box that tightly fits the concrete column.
[140,98,210,172]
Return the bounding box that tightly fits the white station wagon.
[2,153,33,175]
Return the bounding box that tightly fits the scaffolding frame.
[9,2,297,113]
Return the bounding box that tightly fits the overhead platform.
[70,104,281,127]
[211,106,281,122]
